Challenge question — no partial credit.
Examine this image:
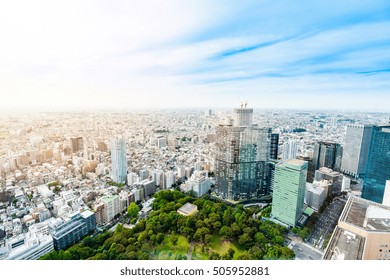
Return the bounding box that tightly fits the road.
[290,242,324,260]
[307,197,346,249]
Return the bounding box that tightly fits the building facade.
[271,159,308,227]
[341,124,373,179]
[49,210,96,251]
[313,141,342,171]
[362,124,390,203]
[110,138,127,184]
[323,196,390,260]
[215,106,272,200]
[101,195,120,224]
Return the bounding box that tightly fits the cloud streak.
[0,0,389,110]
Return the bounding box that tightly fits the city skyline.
[1,0,390,111]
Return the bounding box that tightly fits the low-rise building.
[323,196,390,260]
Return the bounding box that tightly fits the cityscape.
[0,107,389,260]
[1,0,390,263]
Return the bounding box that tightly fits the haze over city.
[1,0,390,111]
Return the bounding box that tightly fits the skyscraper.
[215,105,271,200]
[110,137,127,184]
[271,159,308,227]
[313,141,342,171]
[362,124,390,203]
[340,124,373,179]
[270,133,279,160]
[282,139,298,161]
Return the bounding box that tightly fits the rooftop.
[177,202,198,216]
[340,196,390,232]
[323,227,365,260]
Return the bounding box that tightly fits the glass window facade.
[362,125,390,203]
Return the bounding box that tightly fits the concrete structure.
[0,224,53,260]
[177,203,198,216]
[323,196,390,260]
[183,171,211,197]
[271,159,308,227]
[165,171,175,189]
[341,124,373,179]
[362,124,390,203]
[101,194,120,224]
[305,182,326,211]
[314,167,343,196]
[110,138,127,184]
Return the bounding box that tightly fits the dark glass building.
[215,106,272,200]
[313,141,342,171]
[270,133,279,160]
[50,210,96,250]
[362,124,390,203]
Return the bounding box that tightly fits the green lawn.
[152,234,246,260]
[192,234,245,260]
[155,235,190,260]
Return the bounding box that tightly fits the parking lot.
[307,197,346,249]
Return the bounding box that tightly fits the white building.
[110,138,127,184]
[282,140,298,161]
[165,171,175,189]
[0,224,53,260]
[305,182,326,211]
[100,194,120,224]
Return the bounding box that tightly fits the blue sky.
[0,0,390,110]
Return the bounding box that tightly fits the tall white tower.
[110,137,127,184]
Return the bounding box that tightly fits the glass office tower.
[362,124,390,203]
[271,159,308,227]
[215,106,271,200]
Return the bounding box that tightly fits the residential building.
[101,195,120,224]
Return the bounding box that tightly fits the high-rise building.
[233,105,253,127]
[110,138,127,184]
[362,124,390,203]
[341,124,373,179]
[270,133,279,160]
[70,137,83,153]
[215,105,272,200]
[313,141,342,171]
[271,159,308,227]
[282,139,298,161]
[165,171,175,189]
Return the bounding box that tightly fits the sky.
[0,0,390,111]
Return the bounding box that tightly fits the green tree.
[127,202,139,219]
